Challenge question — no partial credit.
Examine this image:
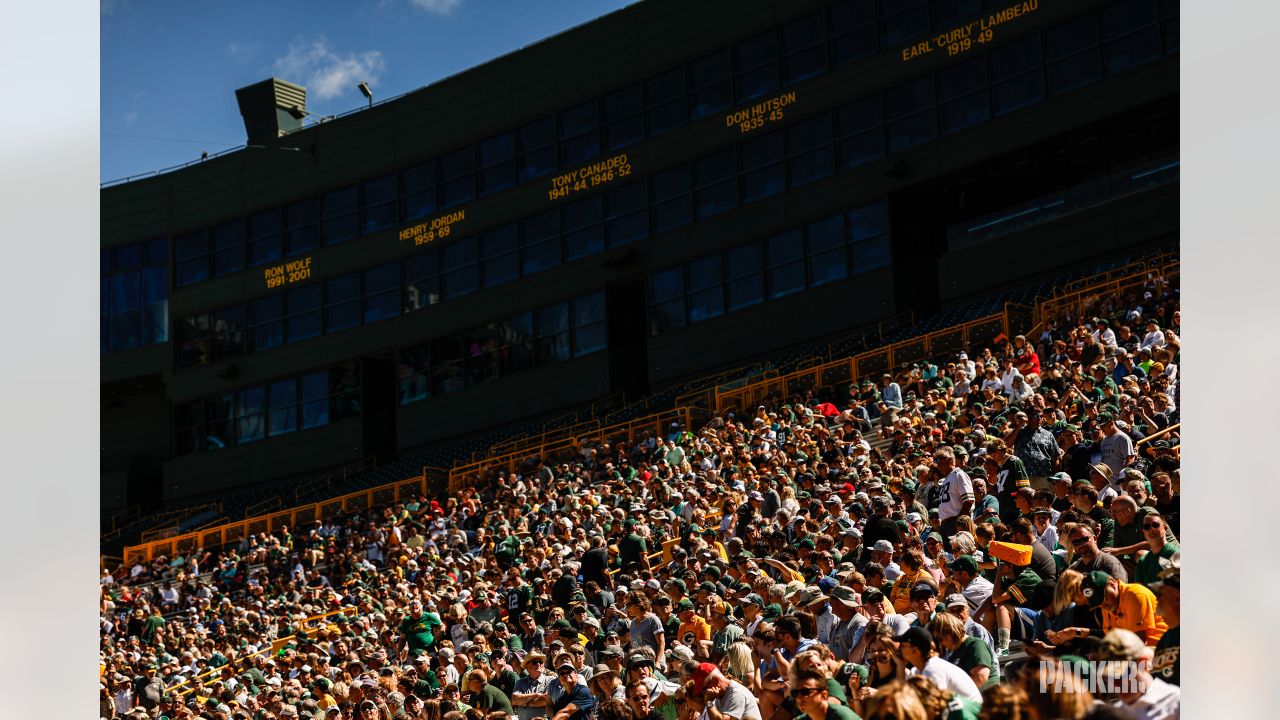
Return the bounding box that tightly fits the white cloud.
[123,110,137,125]
[226,41,257,63]
[409,0,462,14]
[273,35,386,101]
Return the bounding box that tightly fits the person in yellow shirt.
[1077,571,1168,645]
[674,598,711,647]
[888,549,935,614]
[312,677,338,711]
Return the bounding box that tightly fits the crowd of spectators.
[100,275,1181,720]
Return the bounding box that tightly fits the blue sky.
[101,0,634,183]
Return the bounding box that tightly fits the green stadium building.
[101,0,1178,516]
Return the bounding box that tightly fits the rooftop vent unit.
[234,78,308,145]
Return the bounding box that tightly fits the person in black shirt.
[860,496,903,563]
[1008,519,1057,581]
[1059,424,1096,482]
[580,537,611,590]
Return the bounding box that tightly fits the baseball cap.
[872,540,894,554]
[908,581,938,601]
[738,593,765,607]
[944,593,968,609]
[1080,571,1113,608]
[893,626,933,654]
[689,662,720,696]
[828,586,861,607]
[948,555,979,574]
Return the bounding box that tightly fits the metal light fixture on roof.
[357,81,373,109]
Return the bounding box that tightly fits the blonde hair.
[926,612,966,646]
[723,641,754,684]
[1053,570,1084,615]
[865,680,928,720]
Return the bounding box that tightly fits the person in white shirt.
[690,662,762,720]
[1140,321,1165,352]
[999,358,1021,395]
[1093,318,1118,349]
[957,352,976,382]
[893,626,983,704]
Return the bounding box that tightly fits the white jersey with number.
[937,468,974,521]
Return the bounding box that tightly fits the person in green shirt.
[398,598,442,659]
[466,668,515,715]
[928,613,999,690]
[1134,512,1179,586]
[789,668,861,720]
[1150,556,1180,685]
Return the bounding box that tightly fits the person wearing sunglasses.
[548,661,596,720]
[788,668,859,720]
[1133,511,1180,586]
[1065,525,1128,583]
[511,652,553,720]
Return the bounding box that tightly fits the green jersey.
[399,611,442,653]
[1152,625,1179,685]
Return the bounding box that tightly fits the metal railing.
[446,406,710,493]
[123,468,448,566]
[713,308,1014,414]
[1033,262,1179,330]
[138,503,225,542]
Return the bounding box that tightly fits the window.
[210,220,244,277]
[1044,14,1102,96]
[603,84,645,151]
[989,34,1044,117]
[401,160,437,222]
[559,100,600,167]
[361,174,397,235]
[835,95,884,169]
[236,386,266,444]
[284,198,319,255]
[329,363,361,422]
[403,250,440,312]
[285,284,322,343]
[564,195,605,261]
[880,0,930,47]
[439,147,476,208]
[268,379,298,436]
[645,67,687,135]
[431,335,464,395]
[829,0,878,66]
[478,132,517,195]
[324,273,361,332]
[651,164,691,232]
[693,148,737,219]
[649,267,686,334]
[937,56,990,135]
[883,76,937,154]
[687,255,725,323]
[930,0,982,26]
[300,371,330,429]
[849,200,891,272]
[502,312,536,374]
[99,238,165,353]
[767,229,805,299]
[725,241,764,312]
[517,116,558,182]
[398,343,431,405]
[536,302,571,364]
[605,181,648,246]
[571,291,607,356]
[807,214,848,287]
[363,262,400,324]
[734,30,780,104]
[689,50,732,121]
[210,305,244,360]
[248,294,284,352]
[442,236,479,299]
[739,130,785,203]
[781,12,827,85]
[247,208,283,268]
[480,224,519,288]
[1101,0,1161,74]
[322,186,359,246]
[175,230,209,287]
[520,210,561,276]
[787,114,834,187]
